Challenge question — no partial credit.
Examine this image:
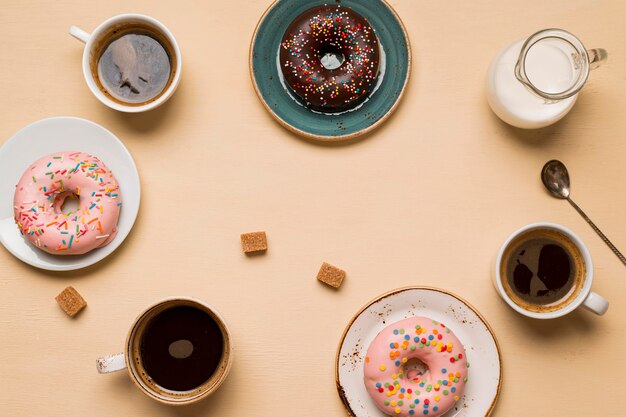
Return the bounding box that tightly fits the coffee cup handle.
[96,352,127,374]
[69,26,90,44]
[582,291,609,315]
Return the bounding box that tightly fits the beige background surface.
[1,0,625,416]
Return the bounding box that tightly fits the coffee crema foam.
[500,228,585,313]
[90,23,177,106]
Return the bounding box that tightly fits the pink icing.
[13,151,122,255]
[364,317,468,417]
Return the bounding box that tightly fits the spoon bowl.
[541,160,571,199]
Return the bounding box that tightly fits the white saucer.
[0,117,140,271]
[336,287,502,417]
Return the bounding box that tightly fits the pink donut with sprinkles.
[280,4,380,113]
[364,317,469,417]
[13,151,122,255]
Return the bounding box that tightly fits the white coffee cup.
[96,297,233,405]
[70,14,182,113]
[493,222,608,319]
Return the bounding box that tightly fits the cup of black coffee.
[494,222,608,319]
[70,14,181,112]
[96,297,232,405]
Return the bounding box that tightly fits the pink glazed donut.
[13,151,122,255]
[364,317,468,417]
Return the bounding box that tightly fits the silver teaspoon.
[541,159,626,266]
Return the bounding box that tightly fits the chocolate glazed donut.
[280,5,380,113]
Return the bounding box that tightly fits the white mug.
[70,14,182,113]
[494,222,608,319]
[96,297,233,405]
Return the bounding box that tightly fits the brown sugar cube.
[317,262,345,289]
[241,231,268,254]
[55,286,87,317]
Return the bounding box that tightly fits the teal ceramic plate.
[250,0,411,141]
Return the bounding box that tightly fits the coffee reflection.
[90,24,176,106]
[97,32,171,104]
[501,228,585,312]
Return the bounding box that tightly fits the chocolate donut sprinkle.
[280,5,381,113]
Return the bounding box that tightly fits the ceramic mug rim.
[80,13,182,113]
[123,296,233,405]
[494,222,593,319]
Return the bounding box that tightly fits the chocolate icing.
[279,5,380,113]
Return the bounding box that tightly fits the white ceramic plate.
[0,117,140,271]
[336,287,502,417]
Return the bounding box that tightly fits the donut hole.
[402,358,429,380]
[57,191,80,215]
[319,44,345,70]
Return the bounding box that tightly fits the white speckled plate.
[0,117,140,271]
[336,287,502,417]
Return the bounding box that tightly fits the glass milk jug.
[486,29,607,129]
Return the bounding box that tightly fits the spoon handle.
[567,197,626,266]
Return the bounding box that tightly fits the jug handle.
[588,48,607,70]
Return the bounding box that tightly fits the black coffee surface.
[97,33,171,104]
[140,306,224,391]
[507,237,575,305]
[535,244,571,291]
